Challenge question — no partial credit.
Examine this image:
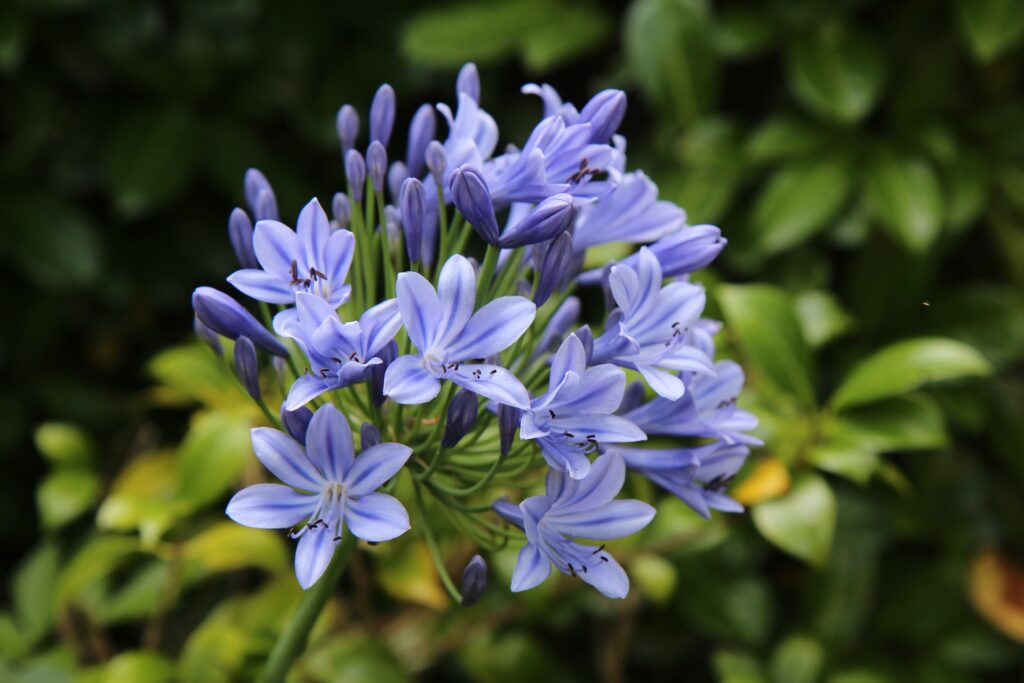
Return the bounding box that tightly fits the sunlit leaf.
[956,0,1024,62]
[794,290,854,349]
[770,634,824,683]
[36,468,101,530]
[34,422,94,466]
[865,149,944,253]
[181,522,288,584]
[12,543,59,646]
[752,473,835,567]
[177,410,254,508]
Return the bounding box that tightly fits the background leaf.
[752,473,836,567]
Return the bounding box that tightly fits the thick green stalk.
[475,244,499,308]
[258,535,357,683]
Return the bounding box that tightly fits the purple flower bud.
[228,208,258,269]
[425,140,447,186]
[499,194,576,248]
[331,192,350,229]
[245,169,279,221]
[619,380,646,414]
[456,63,481,103]
[516,278,532,298]
[531,296,581,361]
[361,422,381,450]
[442,389,478,448]
[406,104,436,177]
[400,177,427,263]
[534,231,574,305]
[367,141,388,193]
[336,104,359,153]
[450,165,500,246]
[387,162,409,201]
[192,287,287,356]
[369,83,396,146]
[651,224,725,277]
[345,149,366,199]
[460,554,488,606]
[193,315,222,356]
[600,263,616,311]
[233,336,261,401]
[578,89,627,144]
[280,404,313,442]
[575,324,594,365]
[370,340,398,406]
[498,403,521,457]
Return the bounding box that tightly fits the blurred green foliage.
[3,0,1024,681]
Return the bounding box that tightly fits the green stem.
[412,483,462,603]
[258,535,356,683]
[475,244,499,308]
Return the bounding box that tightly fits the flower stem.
[257,535,357,683]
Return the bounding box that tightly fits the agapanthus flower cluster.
[193,64,759,599]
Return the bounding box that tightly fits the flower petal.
[284,374,333,411]
[396,271,441,351]
[549,364,625,416]
[251,427,323,491]
[383,354,441,404]
[492,498,525,528]
[227,269,294,305]
[635,363,685,400]
[343,443,413,496]
[253,220,299,274]
[548,499,655,540]
[551,449,625,510]
[446,296,535,360]
[434,255,477,348]
[226,484,316,529]
[294,528,337,589]
[305,404,354,481]
[324,229,356,288]
[580,550,629,598]
[548,334,587,392]
[296,198,331,269]
[360,299,402,356]
[447,364,530,409]
[345,492,410,542]
[548,414,646,444]
[510,543,551,592]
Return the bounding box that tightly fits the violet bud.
[345,149,366,199]
[369,83,396,146]
[498,403,522,457]
[450,165,500,246]
[460,554,488,606]
[578,89,626,144]
[192,287,287,356]
[576,324,594,365]
[425,140,447,186]
[280,405,313,442]
[442,389,478,448]
[361,422,381,450]
[367,141,388,193]
[336,104,359,153]
[387,161,409,201]
[331,192,350,229]
[406,104,436,177]
[534,231,574,305]
[245,169,279,221]
[651,224,725,277]
[456,62,481,103]
[233,336,261,401]
[619,380,646,414]
[531,296,581,361]
[228,208,258,269]
[400,177,427,264]
[600,263,616,311]
[193,315,222,356]
[499,194,576,248]
[369,340,398,406]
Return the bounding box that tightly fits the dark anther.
[564,431,575,438]
[319,368,330,378]
[332,357,343,364]
[591,544,606,555]
[582,565,588,573]
[367,541,379,546]
[310,267,327,280]
[333,535,342,541]
[599,555,609,563]
[569,565,577,578]
[549,409,557,418]
[290,260,300,284]
[490,369,498,375]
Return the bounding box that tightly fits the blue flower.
[436,92,499,187]
[228,198,355,307]
[383,255,535,408]
[572,171,685,251]
[493,450,655,598]
[578,224,726,285]
[521,334,646,479]
[274,292,402,410]
[617,442,750,519]
[226,404,413,588]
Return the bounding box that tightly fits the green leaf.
[34,422,94,466]
[713,649,768,683]
[95,562,168,624]
[96,451,184,547]
[181,522,288,584]
[177,411,253,507]
[57,535,141,605]
[865,149,944,253]
[625,0,718,126]
[12,543,59,646]
[717,284,816,408]
[956,0,1024,62]
[36,468,102,530]
[830,337,992,410]
[794,290,854,349]
[92,651,175,683]
[785,24,885,124]
[770,634,825,683]
[629,554,678,604]
[833,394,949,452]
[744,116,830,166]
[147,343,239,409]
[927,285,1024,369]
[661,117,745,223]
[519,5,611,72]
[944,153,989,232]
[304,633,411,683]
[716,4,775,58]
[751,157,853,254]
[0,612,26,659]
[752,473,836,567]
[677,567,775,646]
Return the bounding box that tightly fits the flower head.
[493,450,654,598]
[226,404,413,588]
[228,198,355,307]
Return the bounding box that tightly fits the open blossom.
[520,334,645,479]
[493,451,654,598]
[226,404,413,588]
[383,254,535,408]
[228,198,355,307]
[592,247,714,399]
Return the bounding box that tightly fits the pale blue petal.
[226,484,316,529]
[284,374,332,411]
[549,364,625,416]
[227,269,294,305]
[251,427,324,491]
[343,443,413,496]
[360,299,402,356]
[446,296,535,360]
[345,493,410,542]
[635,364,685,400]
[548,334,587,392]
[305,404,354,481]
[448,364,530,409]
[296,198,331,269]
[294,528,337,589]
[547,500,655,540]
[324,228,356,287]
[548,414,646,444]
[551,449,624,511]
[580,551,629,598]
[510,543,551,592]
[396,271,441,351]
[434,255,477,348]
[383,354,441,404]
[492,498,525,528]
[253,220,300,273]
[538,439,592,480]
